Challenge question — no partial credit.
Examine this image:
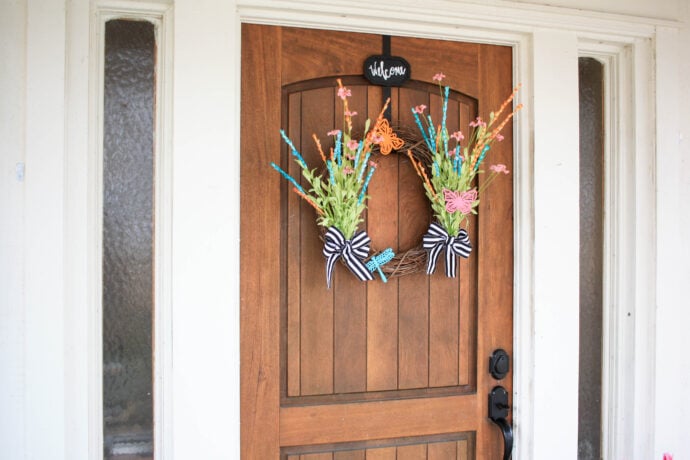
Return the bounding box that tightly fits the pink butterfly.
[443,188,478,214]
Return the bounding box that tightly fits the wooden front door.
[241,24,514,459]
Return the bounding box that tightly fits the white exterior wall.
[1,0,689,459]
[0,2,27,458]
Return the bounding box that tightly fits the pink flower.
[371,134,384,144]
[327,129,341,136]
[663,454,673,460]
[342,166,355,175]
[344,110,358,117]
[368,160,377,168]
[413,104,427,114]
[345,153,355,160]
[449,146,459,157]
[432,72,446,82]
[490,164,510,174]
[451,131,464,142]
[469,117,486,128]
[337,86,351,100]
[496,134,505,142]
[347,140,359,151]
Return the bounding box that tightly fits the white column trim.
[511,33,535,460]
[64,1,91,458]
[652,26,683,459]
[531,29,581,459]
[0,2,27,458]
[25,0,67,457]
[630,36,657,460]
[153,7,174,460]
[171,0,240,457]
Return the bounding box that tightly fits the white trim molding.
[511,31,535,460]
[64,2,174,459]
[237,0,678,40]
[630,36,658,459]
[652,26,687,459]
[579,36,657,460]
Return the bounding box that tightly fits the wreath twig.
[367,126,434,278]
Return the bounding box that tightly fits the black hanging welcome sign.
[364,55,411,87]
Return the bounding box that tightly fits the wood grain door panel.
[241,24,514,459]
[282,79,479,404]
[283,432,474,460]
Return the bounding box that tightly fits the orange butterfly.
[374,119,405,155]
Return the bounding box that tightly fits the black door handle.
[488,386,513,460]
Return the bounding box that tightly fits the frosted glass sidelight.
[102,19,155,460]
[577,57,604,460]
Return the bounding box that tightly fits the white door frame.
[49,1,670,459]
[230,2,662,459]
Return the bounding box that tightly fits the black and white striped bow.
[422,222,472,277]
[323,227,374,288]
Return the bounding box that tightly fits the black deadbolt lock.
[490,349,510,380]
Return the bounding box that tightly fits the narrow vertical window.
[578,57,604,460]
[103,19,155,460]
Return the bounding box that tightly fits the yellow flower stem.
[493,84,522,121]
[479,172,498,194]
[491,104,523,139]
[292,187,324,215]
[435,126,443,153]
[312,134,327,164]
[469,103,523,171]
[407,149,436,199]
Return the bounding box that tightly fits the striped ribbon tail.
[323,227,374,288]
[422,223,472,277]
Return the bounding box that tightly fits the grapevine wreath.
[271,76,522,288]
